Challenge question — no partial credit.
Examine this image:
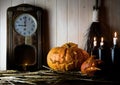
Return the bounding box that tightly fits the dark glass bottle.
[111,44,120,69]
[98,37,110,62]
[110,33,120,79]
[91,37,99,59]
[110,44,120,79]
[98,45,104,61]
[92,46,99,59]
[98,37,105,61]
[98,41,111,65]
[111,33,120,67]
[98,40,112,78]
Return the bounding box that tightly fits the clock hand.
[24,21,26,27]
[24,17,27,27]
[18,25,26,26]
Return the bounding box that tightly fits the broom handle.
[95,0,101,9]
[95,0,98,8]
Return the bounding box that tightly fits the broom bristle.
[85,0,102,55]
[85,22,102,54]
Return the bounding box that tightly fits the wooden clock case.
[7,4,43,71]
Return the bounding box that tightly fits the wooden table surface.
[0,70,120,85]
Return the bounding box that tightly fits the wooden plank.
[45,0,57,48]
[79,0,93,49]
[23,0,35,5]
[110,0,120,32]
[0,0,1,70]
[35,0,46,9]
[11,0,24,6]
[0,0,12,70]
[68,0,79,44]
[56,0,68,46]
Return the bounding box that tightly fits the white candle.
[99,37,104,60]
[100,37,104,46]
[113,32,117,45]
[99,49,102,60]
[93,37,97,47]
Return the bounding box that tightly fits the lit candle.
[113,32,117,45]
[99,37,104,60]
[112,32,118,63]
[93,37,97,47]
[100,37,104,46]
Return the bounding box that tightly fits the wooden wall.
[0,0,120,70]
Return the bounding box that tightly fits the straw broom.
[85,0,102,55]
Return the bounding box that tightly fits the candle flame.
[101,37,104,42]
[114,32,117,37]
[94,37,96,41]
[113,32,118,45]
[100,37,104,46]
[93,37,97,46]
[25,63,28,66]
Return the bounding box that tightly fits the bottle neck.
[113,44,117,48]
[99,45,104,48]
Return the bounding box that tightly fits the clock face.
[14,13,37,36]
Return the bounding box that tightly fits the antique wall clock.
[7,4,42,71]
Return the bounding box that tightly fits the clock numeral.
[28,18,30,21]
[23,16,27,19]
[31,20,34,23]
[31,28,34,31]
[23,32,26,36]
[23,28,26,31]
[32,25,35,27]
[20,18,22,21]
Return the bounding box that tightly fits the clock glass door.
[14,13,37,37]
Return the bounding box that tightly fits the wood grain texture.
[0,0,11,70]
[56,0,68,46]
[68,0,79,44]
[35,0,46,8]
[45,0,57,48]
[23,0,35,5]
[11,0,24,6]
[0,0,1,70]
[79,0,92,49]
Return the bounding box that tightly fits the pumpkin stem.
[66,43,71,48]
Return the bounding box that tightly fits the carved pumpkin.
[47,42,89,72]
[81,56,102,76]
